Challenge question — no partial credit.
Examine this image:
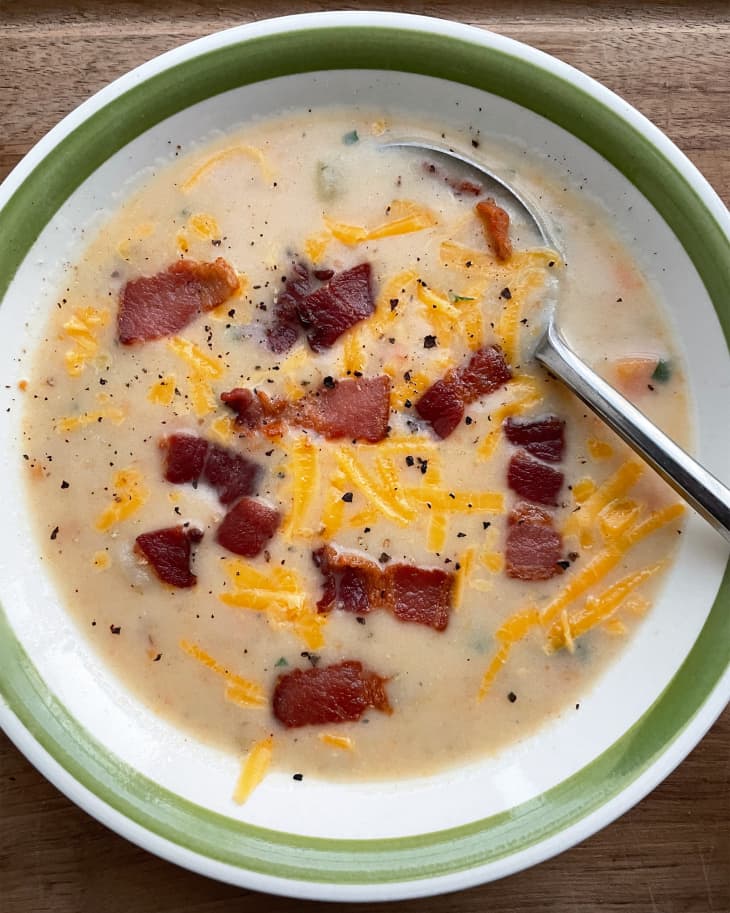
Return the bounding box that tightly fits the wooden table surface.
[1,2,728,910]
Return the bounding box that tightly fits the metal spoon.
[384,139,730,543]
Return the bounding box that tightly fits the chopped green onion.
[651,359,672,383]
[274,656,288,667]
[342,129,359,145]
[451,294,476,302]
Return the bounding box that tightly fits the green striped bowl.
[0,12,728,901]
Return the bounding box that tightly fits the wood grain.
[1,2,728,910]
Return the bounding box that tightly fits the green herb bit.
[451,294,476,303]
[651,359,672,383]
[316,161,341,201]
[274,656,288,667]
[342,129,359,145]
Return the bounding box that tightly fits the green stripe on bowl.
[1,23,729,885]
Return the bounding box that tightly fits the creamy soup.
[21,109,688,788]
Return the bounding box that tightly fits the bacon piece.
[201,444,260,506]
[506,502,563,580]
[504,415,565,463]
[161,434,260,504]
[476,198,512,262]
[118,258,239,344]
[458,346,513,398]
[294,375,391,443]
[267,262,312,354]
[507,450,564,506]
[415,379,464,439]
[416,345,512,439]
[386,564,453,632]
[135,525,203,588]
[221,375,391,444]
[162,433,209,484]
[296,263,374,352]
[313,546,383,614]
[313,545,454,631]
[422,161,482,196]
[215,497,280,557]
[272,660,391,728]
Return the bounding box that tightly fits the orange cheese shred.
[233,736,274,804]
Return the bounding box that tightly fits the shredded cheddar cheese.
[478,607,540,699]
[342,331,366,375]
[597,497,642,541]
[319,733,354,751]
[62,307,109,377]
[180,640,266,708]
[147,375,176,406]
[168,336,225,417]
[453,548,475,609]
[497,270,544,364]
[92,551,110,571]
[56,405,126,433]
[116,221,155,258]
[208,414,236,444]
[189,212,220,238]
[233,736,273,804]
[480,551,505,574]
[95,467,149,532]
[563,459,644,547]
[219,561,326,649]
[324,200,437,247]
[548,562,665,650]
[282,435,319,540]
[477,375,543,459]
[336,448,415,526]
[375,269,418,322]
[182,144,274,192]
[304,231,331,264]
[587,438,614,459]
[543,502,683,631]
[572,477,597,503]
[440,241,560,276]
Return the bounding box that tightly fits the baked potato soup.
[22,109,688,793]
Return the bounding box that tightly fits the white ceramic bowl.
[0,12,728,901]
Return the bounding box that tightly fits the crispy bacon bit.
[476,198,512,262]
[219,388,261,428]
[161,434,260,504]
[294,375,391,443]
[416,345,512,439]
[297,263,374,352]
[118,258,239,344]
[506,503,563,580]
[387,564,452,631]
[135,525,203,588]
[215,497,280,557]
[416,379,465,439]
[313,545,454,631]
[422,161,483,196]
[202,444,260,506]
[267,262,312,354]
[266,263,375,354]
[162,433,209,484]
[272,660,392,728]
[507,450,564,506]
[504,415,566,463]
[221,375,391,443]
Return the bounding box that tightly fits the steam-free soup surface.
[22,109,687,781]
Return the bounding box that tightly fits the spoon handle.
[535,321,730,544]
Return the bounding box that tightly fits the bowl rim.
[0,10,728,902]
